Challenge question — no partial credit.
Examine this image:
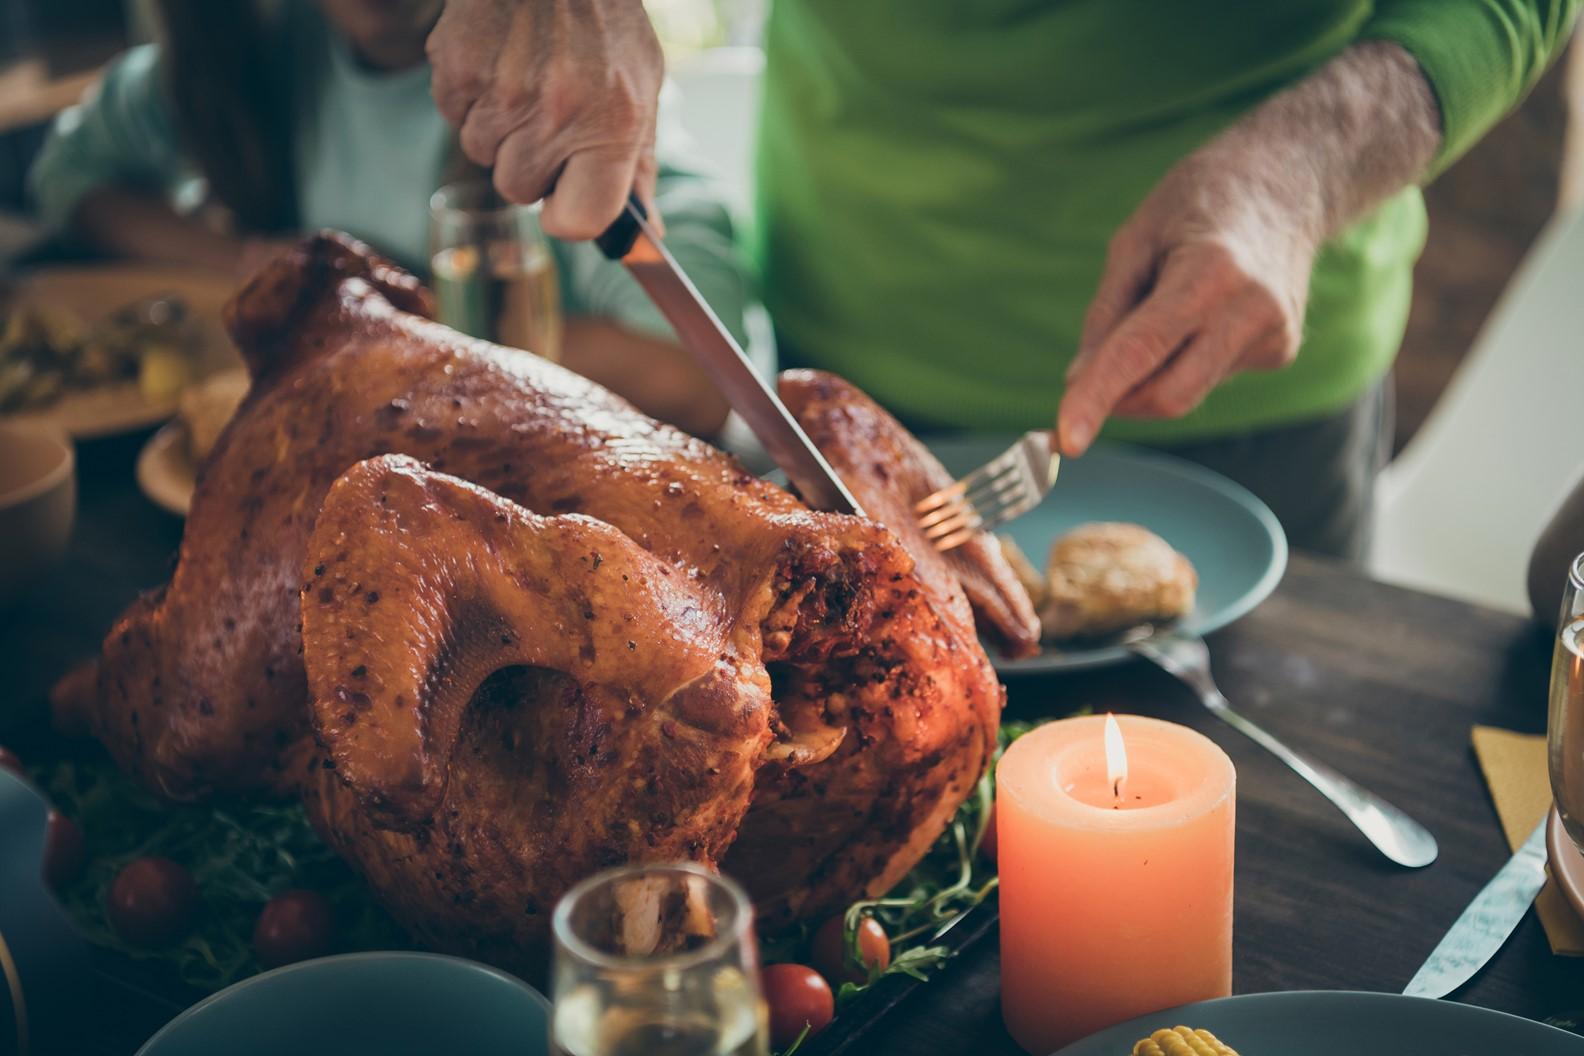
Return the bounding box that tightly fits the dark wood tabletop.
[3,430,1582,1054]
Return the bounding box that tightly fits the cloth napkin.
[1471,725,1584,955]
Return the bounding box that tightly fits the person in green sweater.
[426,0,1578,558]
[27,0,751,437]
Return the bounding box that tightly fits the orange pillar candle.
[997,714,1236,1053]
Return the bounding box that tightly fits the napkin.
[1471,725,1584,955]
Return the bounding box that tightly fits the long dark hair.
[152,0,297,232]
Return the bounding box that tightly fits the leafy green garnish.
[769,717,1053,1053]
[778,1023,813,1056]
[31,758,407,991]
[28,713,1058,1036]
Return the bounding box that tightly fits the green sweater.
[756,0,1577,440]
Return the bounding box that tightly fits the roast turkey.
[53,232,1037,970]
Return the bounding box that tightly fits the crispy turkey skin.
[53,232,1026,971]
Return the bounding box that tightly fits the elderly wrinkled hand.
[1057,40,1441,457]
[1057,148,1317,456]
[426,0,664,240]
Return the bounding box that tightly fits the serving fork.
[1128,630,1440,869]
[916,430,1060,551]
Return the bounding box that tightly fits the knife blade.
[1402,817,1548,999]
[596,196,862,515]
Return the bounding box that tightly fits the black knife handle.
[595,193,648,261]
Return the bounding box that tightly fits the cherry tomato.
[0,746,22,775]
[42,810,85,888]
[980,801,998,863]
[108,857,197,947]
[810,913,891,985]
[762,962,834,1050]
[253,889,335,968]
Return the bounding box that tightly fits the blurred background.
[3,0,1571,455]
[2,0,1577,456]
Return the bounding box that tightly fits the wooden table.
[3,430,1581,1054]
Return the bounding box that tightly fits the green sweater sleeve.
[552,83,752,352]
[1363,0,1580,178]
[26,43,192,232]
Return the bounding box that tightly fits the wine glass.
[551,863,769,1056]
[1548,551,1584,851]
[428,180,563,361]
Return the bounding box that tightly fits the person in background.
[27,0,748,437]
[423,0,1578,560]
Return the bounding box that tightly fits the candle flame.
[1104,713,1128,800]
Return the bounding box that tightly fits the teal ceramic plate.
[1051,990,1583,1055]
[136,952,549,1056]
[927,440,1287,675]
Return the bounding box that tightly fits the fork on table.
[916,430,1061,551]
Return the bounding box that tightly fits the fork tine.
[917,495,970,531]
[920,476,1021,537]
[931,483,1030,538]
[932,524,983,552]
[926,525,979,550]
[931,497,1026,552]
[927,473,1042,550]
[915,445,1025,515]
[919,431,1059,552]
[924,473,1036,538]
[916,468,995,517]
[919,457,1027,525]
[922,505,981,542]
[914,478,968,516]
[977,487,1040,528]
[918,475,1013,532]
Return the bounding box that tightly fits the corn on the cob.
[1130,1025,1239,1056]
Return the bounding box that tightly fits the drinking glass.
[1548,551,1584,851]
[551,863,769,1056]
[428,180,563,361]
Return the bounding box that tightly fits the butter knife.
[1403,817,1548,999]
[596,195,863,515]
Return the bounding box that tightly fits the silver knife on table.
[597,195,863,515]
[1402,817,1548,999]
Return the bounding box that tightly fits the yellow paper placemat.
[1471,725,1584,955]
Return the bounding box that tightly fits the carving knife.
[1402,817,1548,999]
[596,195,862,515]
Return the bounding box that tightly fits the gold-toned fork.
[915,431,1060,552]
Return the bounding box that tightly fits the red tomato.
[108,857,197,947]
[810,914,891,985]
[253,889,335,968]
[762,963,834,1050]
[42,810,85,888]
[980,801,998,863]
[0,746,22,775]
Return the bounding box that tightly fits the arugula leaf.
[791,718,1049,1005]
[30,713,1060,1046]
[764,718,1062,1052]
[31,758,407,991]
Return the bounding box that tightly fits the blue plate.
[927,440,1287,675]
[1052,990,1584,1055]
[136,952,549,1056]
